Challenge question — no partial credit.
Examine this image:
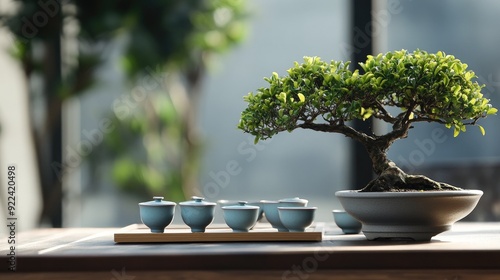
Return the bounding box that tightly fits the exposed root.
[360,163,462,192]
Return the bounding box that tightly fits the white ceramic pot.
[335,189,483,241]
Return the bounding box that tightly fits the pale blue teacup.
[139,196,176,233]
[278,207,317,232]
[222,201,259,232]
[333,209,362,234]
[179,196,216,233]
[262,197,308,232]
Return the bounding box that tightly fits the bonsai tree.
[238,50,497,192]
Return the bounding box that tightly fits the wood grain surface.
[114,223,323,243]
[1,222,500,275]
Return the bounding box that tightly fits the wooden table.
[1,222,500,279]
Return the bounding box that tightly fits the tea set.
[139,196,361,234]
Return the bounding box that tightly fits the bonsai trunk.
[359,139,461,192]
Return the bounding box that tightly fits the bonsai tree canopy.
[238,50,497,192]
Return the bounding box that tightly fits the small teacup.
[260,200,287,232]
[217,199,240,208]
[139,196,176,233]
[279,197,308,207]
[219,200,265,222]
[333,210,362,234]
[217,199,239,217]
[261,197,308,232]
[222,201,259,232]
[278,207,317,232]
[179,196,216,233]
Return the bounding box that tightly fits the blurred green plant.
[239,50,497,192]
[99,92,187,201]
[0,0,246,225]
[89,0,247,202]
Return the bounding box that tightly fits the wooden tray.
[114,223,323,243]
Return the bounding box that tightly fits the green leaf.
[487,107,498,115]
[464,72,474,81]
[279,92,287,103]
[478,125,486,136]
[297,93,305,103]
[363,110,373,120]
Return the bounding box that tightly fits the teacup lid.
[139,196,176,206]
[217,199,239,206]
[279,197,308,204]
[222,201,259,210]
[259,200,279,204]
[179,196,216,206]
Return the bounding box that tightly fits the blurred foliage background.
[0,0,246,226]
